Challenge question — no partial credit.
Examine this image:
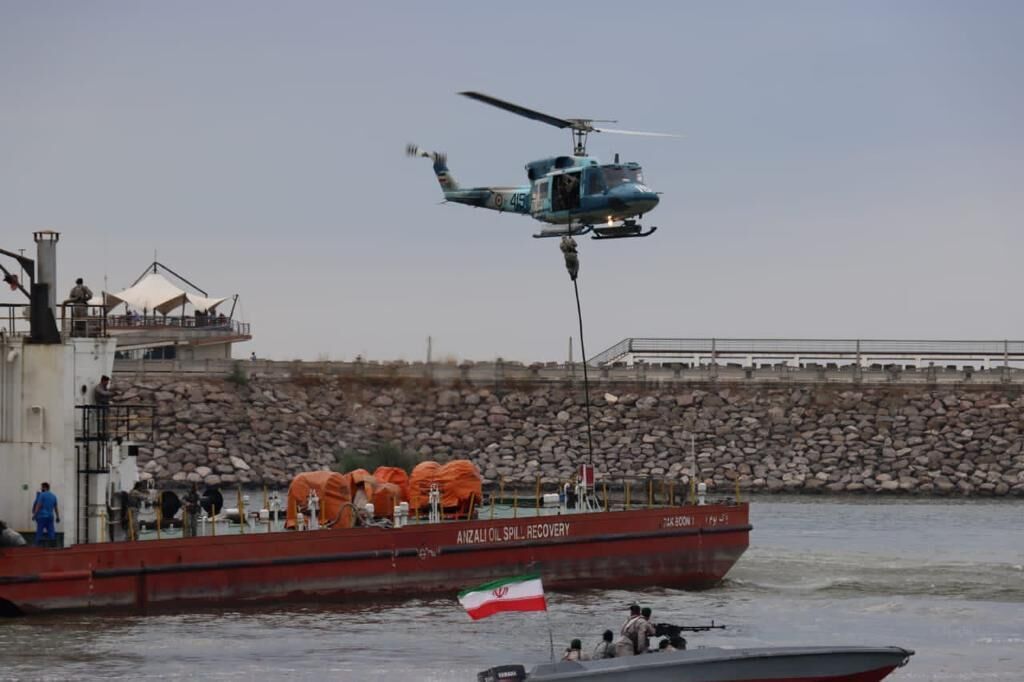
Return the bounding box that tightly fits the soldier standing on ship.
[65,277,93,337]
[93,375,113,440]
[183,483,200,538]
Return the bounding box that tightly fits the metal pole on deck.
[238,486,245,534]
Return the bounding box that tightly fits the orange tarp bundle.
[409,460,482,513]
[370,481,402,518]
[437,460,483,511]
[343,468,372,499]
[285,471,353,529]
[346,468,373,488]
[373,466,410,502]
[345,470,402,519]
[409,461,442,510]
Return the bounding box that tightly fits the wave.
[726,549,1024,602]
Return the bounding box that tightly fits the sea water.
[1,498,1021,680]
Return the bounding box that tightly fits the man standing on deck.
[66,277,93,337]
[183,483,200,538]
[32,482,60,547]
[93,375,113,439]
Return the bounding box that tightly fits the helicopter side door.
[550,170,582,212]
[531,178,549,216]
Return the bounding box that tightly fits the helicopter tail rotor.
[405,143,447,165]
[406,143,458,192]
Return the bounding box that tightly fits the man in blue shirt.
[32,482,60,547]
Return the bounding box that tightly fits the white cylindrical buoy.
[697,482,708,506]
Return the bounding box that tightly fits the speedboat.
[478,645,914,681]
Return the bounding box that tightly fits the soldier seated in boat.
[593,629,615,659]
[561,639,586,661]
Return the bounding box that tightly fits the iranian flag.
[457,574,547,620]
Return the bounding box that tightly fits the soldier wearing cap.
[561,638,586,661]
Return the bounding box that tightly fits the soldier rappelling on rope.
[560,235,579,281]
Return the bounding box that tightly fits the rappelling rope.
[560,235,595,465]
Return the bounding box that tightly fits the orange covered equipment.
[408,461,442,510]
[285,471,353,529]
[369,481,403,518]
[345,470,403,519]
[437,460,483,512]
[373,466,410,502]
[409,460,482,514]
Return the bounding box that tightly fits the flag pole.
[545,610,555,662]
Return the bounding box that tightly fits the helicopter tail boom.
[407,143,531,215]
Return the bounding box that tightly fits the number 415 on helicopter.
[409,92,679,240]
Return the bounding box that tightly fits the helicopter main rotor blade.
[460,91,574,130]
[594,127,682,138]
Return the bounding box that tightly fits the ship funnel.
[31,230,61,343]
[33,231,59,314]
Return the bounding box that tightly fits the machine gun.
[655,621,727,637]
[653,622,727,651]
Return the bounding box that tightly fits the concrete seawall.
[114,361,1024,497]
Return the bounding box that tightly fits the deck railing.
[589,337,1024,368]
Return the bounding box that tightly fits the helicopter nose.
[631,188,659,214]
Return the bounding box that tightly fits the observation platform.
[0,304,251,360]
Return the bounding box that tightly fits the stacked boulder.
[115,376,1024,496]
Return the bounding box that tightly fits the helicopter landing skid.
[591,222,657,240]
[533,225,592,239]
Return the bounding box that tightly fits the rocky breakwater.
[115,376,1024,496]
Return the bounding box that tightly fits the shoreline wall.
[114,365,1024,497]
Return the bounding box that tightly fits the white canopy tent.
[87,292,124,308]
[100,272,228,315]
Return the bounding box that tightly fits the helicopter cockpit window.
[584,168,606,195]
[602,166,643,187]
[551,171,581,212]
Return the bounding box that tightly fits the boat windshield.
[602,166,643,187]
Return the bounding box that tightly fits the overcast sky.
[2,1,1022,362]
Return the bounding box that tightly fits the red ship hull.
[0,503,749,615]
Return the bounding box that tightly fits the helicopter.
[408,91,678,239]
